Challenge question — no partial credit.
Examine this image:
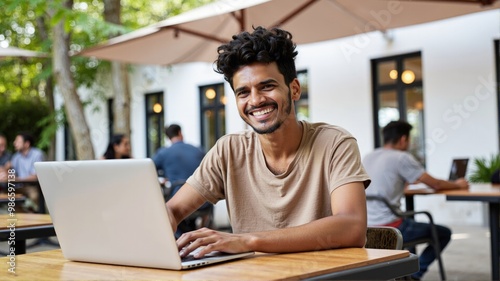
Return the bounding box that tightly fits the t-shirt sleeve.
[186,140,226,204]
[31,150,44,175]
[398,153,425,183]
[328,137,371,193]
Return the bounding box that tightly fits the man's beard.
[248,89,292,135]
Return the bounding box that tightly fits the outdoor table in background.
[0,180,46,214]
[404,183,500,280]
[441,184,500,280]
[0,213,56,255]
[0,193,26,206]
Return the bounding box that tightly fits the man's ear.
[392,135,404,148]
[290,78,301,101]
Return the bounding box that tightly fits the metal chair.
[366,195,446,281]
[365,226,403,250]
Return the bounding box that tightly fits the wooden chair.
[366,195,446,281]
[365,226,403,250]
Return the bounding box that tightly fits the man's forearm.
[245,215,366,253]
[18,174,38,182]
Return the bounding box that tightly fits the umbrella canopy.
[0,46,47,58]
[79,0,500,65]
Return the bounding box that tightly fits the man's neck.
[383,143,404,151]
[258,120,303,174]
[170,136,182,144]
[20,147,31,156]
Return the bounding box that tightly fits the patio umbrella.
[0,46,47,58]
[79,0,500,65]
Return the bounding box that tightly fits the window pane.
[402,57,422,84]
[298,71,308,94]
[218,85,226,105]
[145,92,164,157]
[148,115,160,155]
[203,110,216,151]
[296,99,309,121]
[378,90,399,128]
[218,109,226,141]
[297,70,309,121]
[202,87,217,106]
[406,87,425,164]
[377,61,397,85]
[146,94,161,114]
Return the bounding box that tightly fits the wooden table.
[405,183,500,280]
[0,213,56,255]
[0,248,418,280]
[442,184,500,280]
[0,180,46,213]
[0,193,26,205]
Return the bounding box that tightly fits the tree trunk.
[111,62,131,136]
[37,16,56,161]
[104,0,131,138]
[51,0,95,160]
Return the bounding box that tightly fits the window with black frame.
[107,98,114,140]
[296,70,310,121]
[199,84,226,153]
[371,52,425,165]
[145,92,164,157]
[495,39,500,150]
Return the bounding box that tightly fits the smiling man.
[167,26,370,258]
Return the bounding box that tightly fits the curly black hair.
[214,26,298,88]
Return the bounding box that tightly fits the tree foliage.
[0,95,50,152]
[1,0,214,159]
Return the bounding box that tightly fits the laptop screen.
[449,158,469,181]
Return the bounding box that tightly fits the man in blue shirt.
[9,132,44,212]
[152,124,211,237]
[153,124,205,195]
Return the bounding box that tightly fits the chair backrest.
[365,226,403,250]
[366,195,404,215]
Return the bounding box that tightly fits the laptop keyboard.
[180,247,203,262]
[181,248,224,262]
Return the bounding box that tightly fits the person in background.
[364,120,469,280]
[152,124,210,237]
[0,134,12,191]
[7,132,45,212]
[101,134,131,159]
[166,26,370,259]
[0,134,11,168]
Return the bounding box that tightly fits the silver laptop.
[34,159,253,270]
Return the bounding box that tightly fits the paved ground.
[0,224,491,280]
[422,224,490,281]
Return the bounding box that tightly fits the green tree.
[1,0,214,160]
[0,95,50,153]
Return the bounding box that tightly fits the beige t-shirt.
[187,121,370,233]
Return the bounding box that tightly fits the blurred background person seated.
[6,132,45,212]
[101,134,131,159]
